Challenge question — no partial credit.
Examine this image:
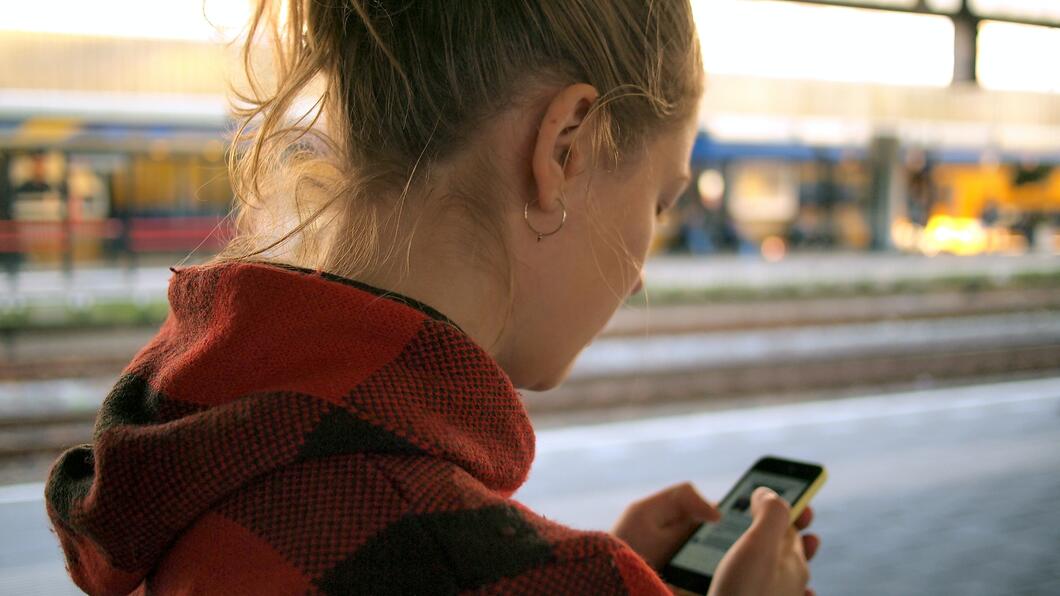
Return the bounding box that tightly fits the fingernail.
[753,486,778,500]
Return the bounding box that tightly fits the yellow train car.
[932,163,1060,218]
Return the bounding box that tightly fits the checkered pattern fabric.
[44,261,669,595]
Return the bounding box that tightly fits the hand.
[707,487,821,596]
[612,482,721,570]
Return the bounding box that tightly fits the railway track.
[4,287,1059,381]
[525,342,1060,416]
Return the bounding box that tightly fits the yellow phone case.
[788,465,828,523]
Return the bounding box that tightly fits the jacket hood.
[44,261,535,595]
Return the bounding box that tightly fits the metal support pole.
[0,151,15,279]
[868,136,904,252]
[0,152,10,221]
[61,151,74,277]
[952,0,980,85]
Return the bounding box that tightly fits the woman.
[45,1,818,594]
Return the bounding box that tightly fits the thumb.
[746,487,791,543]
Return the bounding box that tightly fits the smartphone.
[660,455,828,595]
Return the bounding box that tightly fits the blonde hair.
[217,0,702,345]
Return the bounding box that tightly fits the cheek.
[622,200,656,267]
[593,187,656,283]
[582,198,653,304]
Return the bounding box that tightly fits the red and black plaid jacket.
[44,261,670,595]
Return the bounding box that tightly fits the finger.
[802,533,820,561]
[656,482,722,526]
[794,505,814,530]
[673,482,722,523]
[787,523,804,557]
[748,487,790,542]
[805,588,816,596]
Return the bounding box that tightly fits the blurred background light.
[692,0,955,86]
[978,21,1060,93]
[972,0,1060,22]
[0,0,251,42]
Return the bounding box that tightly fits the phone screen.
[668,469,813,578]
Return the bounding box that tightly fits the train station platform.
[2,376,1059,595]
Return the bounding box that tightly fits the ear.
[531,83,599,213]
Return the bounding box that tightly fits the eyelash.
[656,198,674,218]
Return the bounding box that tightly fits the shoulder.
[376,456,667,594]
[463,500,671,595]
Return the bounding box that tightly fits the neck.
[351,203,515,372]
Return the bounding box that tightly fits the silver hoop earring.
[523,196,567,242]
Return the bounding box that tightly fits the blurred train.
[662,136,1060,259]
[0,98,232,266]
[2,99,1058,267]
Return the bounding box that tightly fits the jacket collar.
[156,260,536,492]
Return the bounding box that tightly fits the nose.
[630,276,644,296]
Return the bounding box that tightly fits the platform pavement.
[3,252,1057,307]
[642,252,1059,290]
[2,376,1058,594]
[518,376,1060,596]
